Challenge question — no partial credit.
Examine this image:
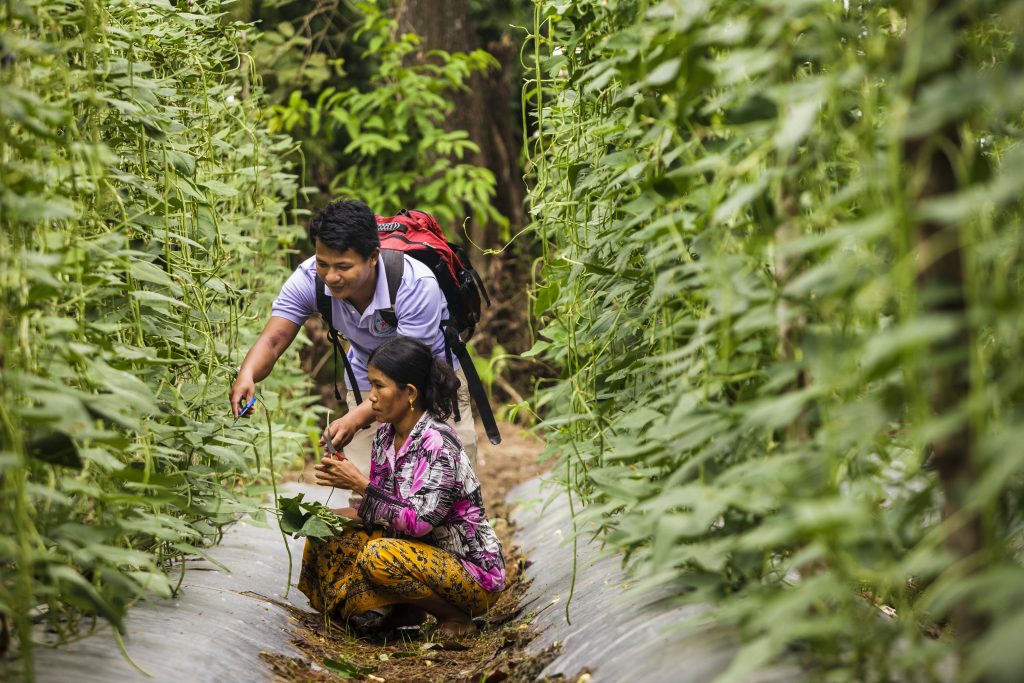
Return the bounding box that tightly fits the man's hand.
[321,402,375,450]
[229,317,301,417]
[230,372,256,418]
[314,455,369,495]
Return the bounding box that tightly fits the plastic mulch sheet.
[509,477,800,683]
[30,482,332,683]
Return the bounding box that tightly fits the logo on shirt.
[370,312,397,337]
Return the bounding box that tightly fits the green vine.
[525,1,1024,680]
[1,0,316,675]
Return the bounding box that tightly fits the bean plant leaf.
[322,657,376,677]
[524,0,1024,680]
[2,0,317,655]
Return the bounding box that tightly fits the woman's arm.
[358,427,458,537]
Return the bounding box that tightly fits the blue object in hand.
[233,395,257,424]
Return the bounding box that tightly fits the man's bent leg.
[343,389,377,478]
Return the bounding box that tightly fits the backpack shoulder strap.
[315,274,363,404]
[379,249,405,329]
[443,326,502,445]
[315,274,333,326]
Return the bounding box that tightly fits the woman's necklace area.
[393,409,425,453]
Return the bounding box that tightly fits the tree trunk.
[905,1,986,660]
[392,0,526,247]
[774,173,810,444]
[908,123,985,641]
[391,0,536,402]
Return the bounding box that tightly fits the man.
[229,199,477,474]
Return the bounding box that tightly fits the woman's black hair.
[368,337,460,420]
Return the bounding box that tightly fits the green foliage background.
[0,0,318,675]
[0,0,527,677]
[247,0,507,232]
[525,0,1024,681]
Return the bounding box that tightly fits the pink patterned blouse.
[356,413,506,592]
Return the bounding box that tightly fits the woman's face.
[367,364,415,424]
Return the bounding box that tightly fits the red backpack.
[374,210,488,341]
[316,209,501,445]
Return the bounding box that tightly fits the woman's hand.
[313,454,369,495]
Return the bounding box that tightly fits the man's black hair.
[308,199,379,258]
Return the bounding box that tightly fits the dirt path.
[268,421,558,683]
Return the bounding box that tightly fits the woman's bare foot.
[435,619,477,639]
[407,593,476,638]
[382,604,427,629]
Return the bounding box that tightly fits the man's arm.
[229,316,302,417]
[325,400,376,450]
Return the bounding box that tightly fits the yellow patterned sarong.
[297,526,499,620]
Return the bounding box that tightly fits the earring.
[408,396,415,412]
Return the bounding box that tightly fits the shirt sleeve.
[358,430,457,537]
[270,262,317,326]
[394,268,445,345]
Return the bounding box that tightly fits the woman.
[297,336,505,638]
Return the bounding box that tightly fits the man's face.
[314,240,379,301]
